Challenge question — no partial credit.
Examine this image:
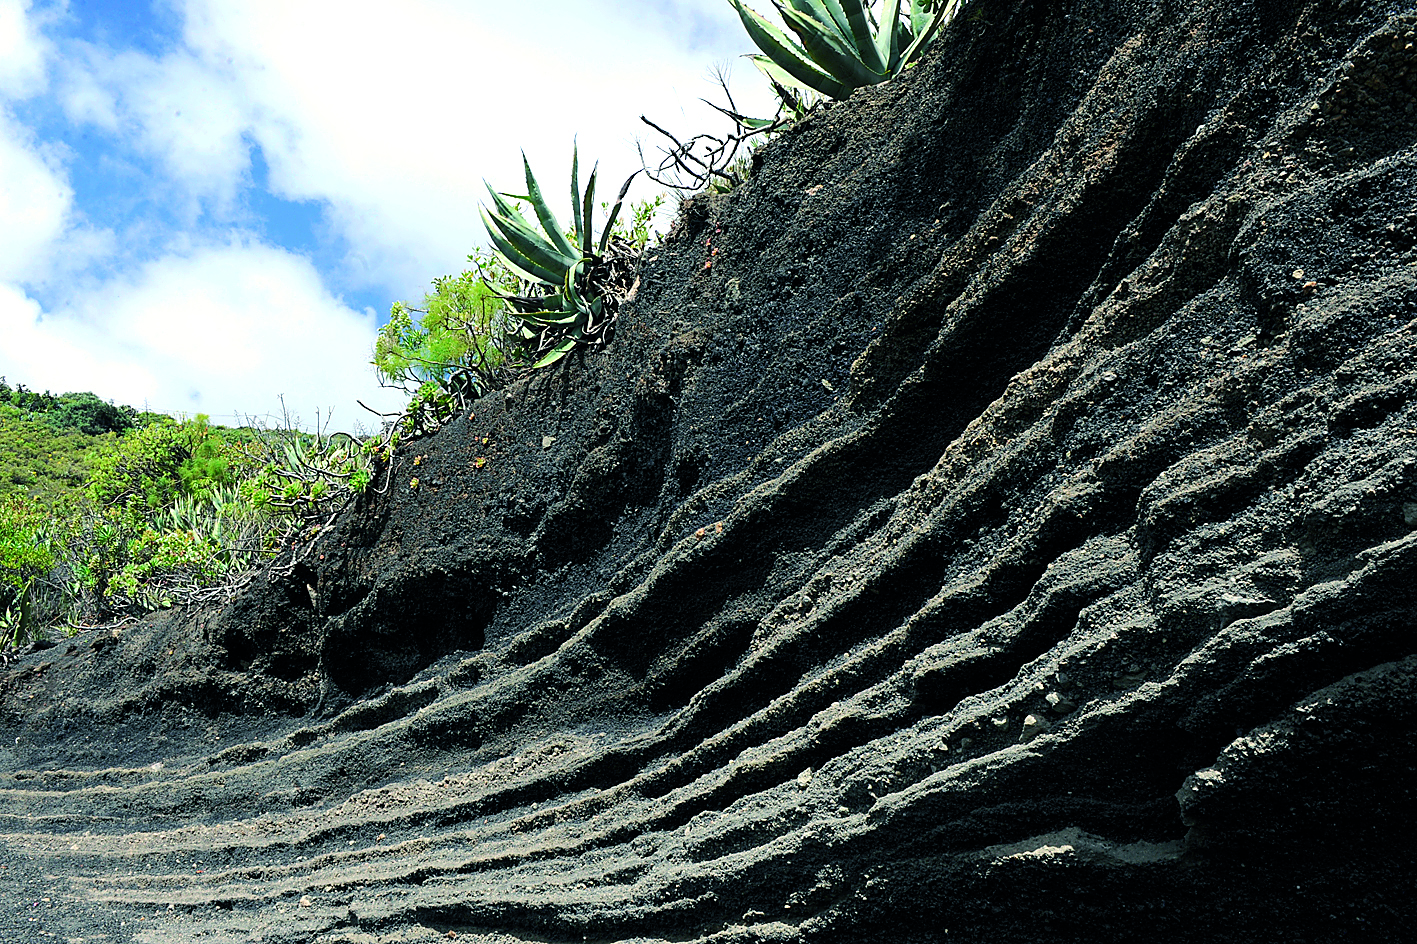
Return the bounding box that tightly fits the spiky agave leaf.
[875,0,904,71]
[812,0,886,73]
[532,335,580,368]
[776,1,885,87]
[520,153,578,262]
[704,96,781,130]
[578,157,597,256]
[906,0,933,34]
[597,169,640,256]
[899,0,956,67]
[785,0,851,40]
[482,147,642,368]
[728,0,852,99]
[730,0,959,100]
[570,146,585,255]
[480,187,576,287]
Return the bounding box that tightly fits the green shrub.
[106,527,228,611]
[375,193,664,437]
[237,423,381,528]
[68,415,248,617]
[0,388,396,641]
[86,414,255,516]
[617,193,666,249]
[0,404,103,507]
[43,391,137,436]
[0,496,56,645]
[374,251,523,432]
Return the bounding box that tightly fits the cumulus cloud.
[73,47,251,213]
[0,241,399,427]
[0,1,68,282]
[0,113,71,282]
[57,0,776,292]
[0,279,157,401]
[0,0,49,98]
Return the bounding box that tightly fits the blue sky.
[0,0,777,429]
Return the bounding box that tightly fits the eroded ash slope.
[3,0,1416,941]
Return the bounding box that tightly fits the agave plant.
[728,0,962,100]
[480,147,638,367]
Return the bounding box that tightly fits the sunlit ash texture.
[3,0,1416,940]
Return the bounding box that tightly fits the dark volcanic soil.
[4,0,1417,941]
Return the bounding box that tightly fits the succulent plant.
[728,0,961,100]
[480,146,637,366]
[480,146,630,290]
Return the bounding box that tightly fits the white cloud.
[108,49,250,209]
[0,0,48,99]
[0,1,69,282]
[0,241,400,427]
[0,279,157,400]
[59,0,777,292]
[0,111,71,282]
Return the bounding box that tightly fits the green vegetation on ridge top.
[728,0,959,101]
[1,381,391,648]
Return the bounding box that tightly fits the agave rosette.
[728,0,961,100]
[479,146,635,367]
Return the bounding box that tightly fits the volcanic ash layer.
[3,0,1416,941]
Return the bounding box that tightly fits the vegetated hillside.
[0,412,94,506]
[0,386,153,507]
[3,0,1416,940]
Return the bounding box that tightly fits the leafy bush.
[0,405,99,507]
[104,526,228,611]
[237,422,382,527]
[617,192,666,249]
[0,406,398,647]
[728,0,959,100]
[46,416,258,620]
[43,391,137,436]
[374,250,524,433]
[0,378,157,435]
[87,415,233,514]
[0,496,56,645]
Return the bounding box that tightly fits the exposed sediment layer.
[3,0,1416,940]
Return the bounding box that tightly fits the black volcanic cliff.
[3,0,1416,940]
